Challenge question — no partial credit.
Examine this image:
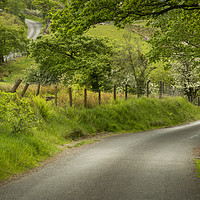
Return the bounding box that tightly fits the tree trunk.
[0,55,4,64]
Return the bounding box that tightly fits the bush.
[24,9,42,18]
[0,91,37,134]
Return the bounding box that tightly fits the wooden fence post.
[36,82,40,96]
[125,84,128,100]
[21,83,29,97]
[159,81,162,99]
[114,85,116,101]
[174,87,177,96]
[98,89,101,105]
[10,78,22,93]
[164,83,168,96]
[137,82,140,98]
[69,87,72,107]
[172,87,175,97]
[84,88,87,107]
[55,85,58,106]
[162,82,165,96]
[146,80,150,97]
[169,84,172,96]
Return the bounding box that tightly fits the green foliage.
[24,9,43,19]
[24,65,59,85]
[148,9,200,65]
[32,0,62,20]
[148,9,200,99]
[29,33,114,89]
[5,0,26,17]
[195,159,200,177]
[1,96,200,182]
[25,0,35,10]
[86,24,140,44]
[0,57,37,82]
[32,96,52,120]
[0,12,28,64]
[70,97,200,133]
[149,63,174,84]
[111,35,155,96]
[0,91,36,133]
[51,0,200,36]
[0,125,59,182]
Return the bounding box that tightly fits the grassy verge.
[24,14,46,31]
[24,14,44,22]
[1,95,200,183]
[196,160,200,178]
[194,147,200,177]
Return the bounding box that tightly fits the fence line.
[1,78,194,108]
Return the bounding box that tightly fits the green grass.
[86,24,138,43]
[86,24,151,54]
[70,97,200,132]
[1,96,200,183]
[195,159,200,177]
[24,14,44,23]
[24,14,46,30]
[0,57,37,83]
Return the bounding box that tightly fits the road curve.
[25,19,42,40]
[1,121,200,200]
[3,19,42,62]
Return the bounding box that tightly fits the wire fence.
[1,78,198,108]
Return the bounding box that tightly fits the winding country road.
[3,19,42,62]
[0,121,200,200]
[25,19,42,40]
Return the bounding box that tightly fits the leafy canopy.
[148,9,200,99]
[51,0,200,35]
[32,0,62,20]
[148,9,200,64]
[0,12,28,64]
[1,0,26,17]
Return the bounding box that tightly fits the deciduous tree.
[29,33,113,89]
[0,12,28,64]
[112,38,155,97]
[32,0,62,21]
[148,9,200,99]
[51,0,200,36]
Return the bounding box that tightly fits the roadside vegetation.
[196,160,200,178]
[1,91,200,182]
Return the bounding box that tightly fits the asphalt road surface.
[1,121,200,200]
[3,19,41,62]
[25,19,42,40]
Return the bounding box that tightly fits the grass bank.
[1,95,200,182]
[195,160,200,177]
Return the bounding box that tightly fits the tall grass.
[0,83,136,108]
[1,96,200,183]
[195,159,200,177]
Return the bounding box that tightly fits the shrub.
[0,91,37,134]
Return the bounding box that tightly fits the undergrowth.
[1,95,200,182]
[195,159,200,177]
